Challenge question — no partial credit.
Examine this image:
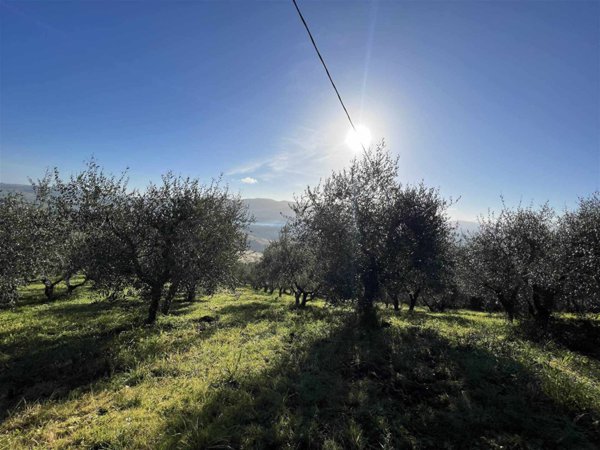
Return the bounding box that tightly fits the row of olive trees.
[459,195,600,322]
[249,144,599,325]
[248,226,322,307]
[0,161,251,323]
[250,144,456,323]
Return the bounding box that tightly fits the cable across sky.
[291,0,366,152]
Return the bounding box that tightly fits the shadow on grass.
[160,318,599,449]
[0,323,135,420]
[216,300,335,326]
[379,308,477,330]
[45,297,143,317]
[424,312,481,328]
[0,297,144,356]
[2,288,73,313]
[0,296,217,421]
[168,300,201,317]
[516,316,600,360]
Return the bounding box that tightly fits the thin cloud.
[226,124,367,203]
[228,161,263,176]
[227,126,345,184]
[241,177,258,184]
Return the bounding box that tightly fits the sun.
[345,124,372,153]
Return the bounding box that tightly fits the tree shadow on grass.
[0,297,144,357]
[168,300,201,317]
[159,318,599,449]
[383,308,491,329]
[515,317,600,361]
[1,325,129,420]
[44,296,143,317]
[399,309,477,327]
[215,300,335,327]
[0,297,217,421]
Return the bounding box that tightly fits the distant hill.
[0,183,291,252]
[242,198,292,224]
[0,183,478,251]
[0,182,35,201]
[242,198,293,251]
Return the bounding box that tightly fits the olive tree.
[51,161,133,301]
[292,145,396,320]
[161,182,249,311]
[511,205,564,322]
[54,162,250,323]
[278,225,323,307]
[462,204,563,322]
[291,186,359,306]
[559,193,600,313]
[0,193,39,305]
[255,224,323,307]
[27,172,91,300]
[292,143,454,323]
[382,184,455,312]
[0,175,84,304]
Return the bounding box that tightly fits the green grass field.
[1,284,599,449]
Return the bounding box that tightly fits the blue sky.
[1,0,598,220]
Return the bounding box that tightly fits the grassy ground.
[0,284,599,449]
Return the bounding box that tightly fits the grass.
[0,284,599,449]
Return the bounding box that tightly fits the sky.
[1,0,599,220]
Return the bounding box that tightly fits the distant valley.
[0,183,478,252]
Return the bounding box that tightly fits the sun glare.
[345,124,372,153]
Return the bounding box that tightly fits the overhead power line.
[291,0,365,151]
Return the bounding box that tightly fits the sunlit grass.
[1,284,598,448]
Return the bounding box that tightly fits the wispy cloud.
[241,177,258,184]
[227,125,352,196]
[228,161,264,176]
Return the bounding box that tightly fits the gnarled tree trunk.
[408,287,421,312]
[300,292,309,307]
[359,265,379,325]
[42,277,63,301]
[393,293,400,311]
[161,282,179,315]
[532,284,556,325]
[186,285,196,302]
[65,276,86,296]
[146,284,163,324]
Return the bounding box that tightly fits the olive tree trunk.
[146,284,163,324]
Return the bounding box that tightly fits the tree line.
[245,145,599,324]
[1,148,598,326]
[0,161,250,323]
